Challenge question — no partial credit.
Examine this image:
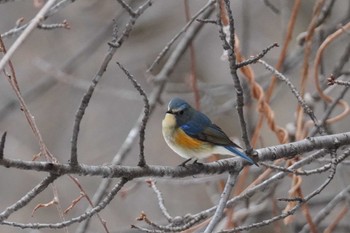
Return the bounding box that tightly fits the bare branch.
[216,0,253,154]
[147,179,173,222]
[328,75,350,87]
[204,172,238,233]
[258,59,323,134]
[0,173,58,222]
[37,20,70,30]
[70,0,152,166]
[1,178,128,229]
[0,132,349,178]
[117,62,150,167]
[0,131,6,159]
[236,43,279,68]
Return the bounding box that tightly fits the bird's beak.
[166,110,173,114]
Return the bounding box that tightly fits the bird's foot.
[178,158,192,167]
[192,159,203,166]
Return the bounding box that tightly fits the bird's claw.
[192,159,203,166]
[178,158,192,167]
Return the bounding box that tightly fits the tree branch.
[1,132,349,178]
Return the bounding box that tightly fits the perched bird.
[162,98,257,166]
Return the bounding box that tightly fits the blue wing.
[180,111,211,135]
[180,111,240,147]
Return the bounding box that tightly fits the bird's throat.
[162,113,177,128]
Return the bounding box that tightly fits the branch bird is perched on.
[162,98,257,166]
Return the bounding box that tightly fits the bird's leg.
[179,158,192,167]
[192,159,203,166]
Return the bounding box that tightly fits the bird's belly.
[162,126,213,159]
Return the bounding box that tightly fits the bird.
[162,97,257,166]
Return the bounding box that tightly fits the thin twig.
[0,36,53,161]
[217,0,252,152]
[137,212,174,231]
[117,62,150,167]
[258,59,323,134]
[236,43,279,69]
[133,214,205,232]
[1,178,128,229]
[196,18,217,24]
[327,75,350,87]
[0,173,59,222]
[260,161,333,176]
[0,131,6,159]
[37,20,70,30]
[131,224,164,233]
[147,179,173,222]
[68,175,109,233]
[204,173,238,233]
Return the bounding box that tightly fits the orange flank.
[174,128,203,150]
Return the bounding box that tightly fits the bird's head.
[164,98,195,127]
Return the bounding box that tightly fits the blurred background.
[0,0,350,232]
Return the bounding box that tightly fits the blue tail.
[224,146,258,166]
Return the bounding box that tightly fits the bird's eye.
[179,110,184,115]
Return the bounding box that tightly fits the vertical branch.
[0,131,7,159]
[204,172,238,233]
[217,0,252,152]
[216,1,254,227]
[0,37,52,160]
[70,61,104,166]
[117,62,150,167]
